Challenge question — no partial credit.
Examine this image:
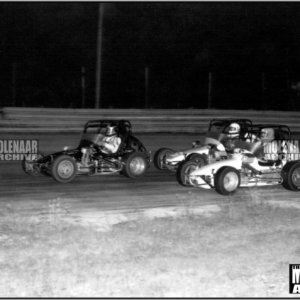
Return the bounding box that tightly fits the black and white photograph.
[1,1,300,297]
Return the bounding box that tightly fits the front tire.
[153,148,174,171]
[22,151,45,176]
[51,155,77,183]
[176,160,200,187]
[282,161,300,191]
[22,160,40,176]
[123,152,147,178]
[214,166,240,196]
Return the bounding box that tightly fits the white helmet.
[228,123,240,137]
[260,128,275,142]
[106,124,117,136]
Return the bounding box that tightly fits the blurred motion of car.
[154,118,253,186]
[185,124,300,195]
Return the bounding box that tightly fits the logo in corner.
[290,264,300,294]
[0,140,38,161]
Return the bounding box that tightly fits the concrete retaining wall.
[0,107,300,134]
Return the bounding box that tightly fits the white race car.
[184,125,300,195]
[153,118,253,186]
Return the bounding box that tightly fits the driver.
[224,123,241,151]
[94,124,121,154]
[228,123,241,138]
[258,128,281,161]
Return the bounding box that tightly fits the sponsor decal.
[263,140,300,161]
[0,140,38,161]
[290,264,300,293]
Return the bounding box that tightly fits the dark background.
[1,2,300,110]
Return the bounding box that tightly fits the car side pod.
[188,174,212,189]
[188,156,243,189]
[165,151,186,163]
[242,162,262,175]
[166,144,211,163]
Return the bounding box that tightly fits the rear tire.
[282,161,300,191]
[153,148,174,171]
[214,167,240,196]
[123,152,147,178]
[51,155,77,183]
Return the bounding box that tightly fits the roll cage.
[208,118,253,134]
[80,120,147,158]
[230,124,292,159]
[240,124,291,142]
[83,120,132,135]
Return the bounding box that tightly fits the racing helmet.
[228,123,241,137]
[260,128,275,142]
[106,124,118,136]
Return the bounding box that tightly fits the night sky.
[1,2,300,110]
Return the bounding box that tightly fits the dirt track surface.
[0,133,299,219]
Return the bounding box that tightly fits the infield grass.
[0,189,300,297]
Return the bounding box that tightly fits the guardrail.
[1,107,300,134]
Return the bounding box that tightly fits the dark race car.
[22,120,151,183]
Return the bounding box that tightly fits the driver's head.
[106,124,117,136]
[260,128,275,142]
[228,123,240,137]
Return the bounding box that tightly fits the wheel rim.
[292,168,300,187]
[130,157,146,175]
[57,160,74,178]
[183,164,198,185]
[223,171,239,192]
[185,164,198,175]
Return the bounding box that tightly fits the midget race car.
[22,120,151,183]
[154,118,252,186]
[183,124,300,195]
